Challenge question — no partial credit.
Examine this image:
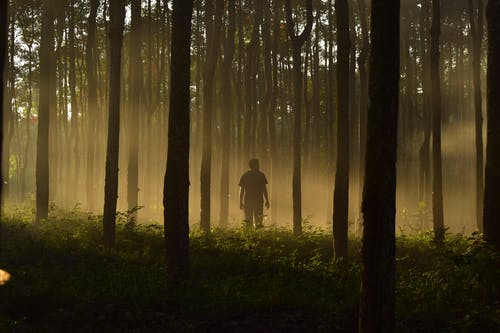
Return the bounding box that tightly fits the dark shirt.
[239,170,268,204]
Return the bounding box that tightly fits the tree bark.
[69,0,80,200]
[200,0,223,232]
[333,0,350,259]
[127,0,143,225]
[103,0,125,248]
[269,0,280,224]
[418,0,431,207]
[431,0,444,243]
[468,0,484,231]
[359,0,400,331]
[285,0,313,236]
[357,0,369,231]
[164,0,193,281]
[36,0,55,222]
[86,0,99,212]
[484,0,500,251]
[0,0,8,220]
[219,0,235,228]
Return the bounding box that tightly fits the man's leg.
[243,204,253,227]
[255,203,264,229]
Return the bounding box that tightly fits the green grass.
[0,209,498,332]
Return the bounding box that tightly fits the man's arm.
[239,186,245,210]
[263,185,269,209]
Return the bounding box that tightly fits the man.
[239,158,270,228]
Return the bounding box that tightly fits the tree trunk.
[468,0,484,231]
[285,0,313,236]
[2,4,15,210]
[311,15,321,176]
[200,0,223,232]
[431,0,444,243]
[357,0,369,231]
[333,0,350,259]
[0,0,8,219]
[127,0,143,225]
[418,0,431,207]
[68,0,80,202]
[103,0,125,248]
[86,0,99,212]
[164,0,193,281]
[270,0,280,224]
[484,0,500,251]
[36,1,55,222]
[22,41,33,201]
[359,0,400,331]
[219,0,235,228]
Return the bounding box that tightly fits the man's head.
[249,158,259,171]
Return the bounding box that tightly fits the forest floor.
[0,207,499,332]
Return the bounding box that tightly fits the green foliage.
[0,211,498,332]
[396,232,500,332]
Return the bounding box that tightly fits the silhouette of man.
[239,158,270,228]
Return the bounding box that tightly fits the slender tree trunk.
[103,0,125,248]
[285,0,313,236]
[0,0,8,220]
[164,0,193,281]
[359,1,400,331]
[219,0,235,228]
[200,0,223,232]
[468,0,484,231]
[36,0,55,222]
[348,3,358,221]
[326,1,335,225]
[270,0,280,224]
[431,0,444,243]
[333,0,350,259]
[484,0,500,251]
[311,15,321,175]
[69,0,80,199]
[127,0,143,225]
[22,43,33,201]
[3,6,16,209]
[357,0,369,231]
[418,0,431,207]
[86,0,99,212]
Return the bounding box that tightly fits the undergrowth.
[0,208,498,332]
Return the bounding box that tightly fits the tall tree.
[36,0,55,222]
[200,0,223,232]
[333,0,350,259]
[127,0,143,225]
[285,0,313,236]
[68,0,80,196]
[357,0,369,223]
[269,0,281,224]
[483,0,500,251]
[418,0,431,207]
[468,0,484,231]
[103,0,125,248]
[86,0,100,211]
[431,0,444,243]
[2,2,14,211]
[164,0,193,281]
[1,0,8,219]
[219,0,236,227]
[359,0,400,331]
